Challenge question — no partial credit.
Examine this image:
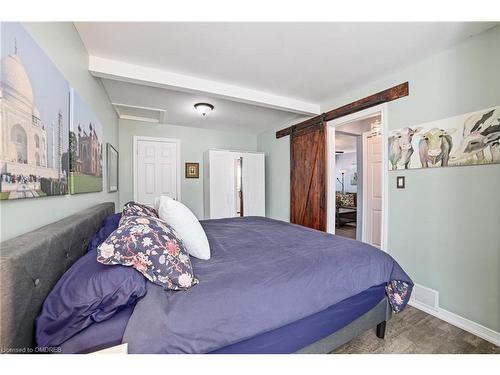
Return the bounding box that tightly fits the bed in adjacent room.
[0,202,412,354]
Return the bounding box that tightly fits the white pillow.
[157,196,211,260]
[154,195,171,211]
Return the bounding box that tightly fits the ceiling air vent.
[113,103,166,123]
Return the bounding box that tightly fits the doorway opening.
[334,131,360,240]
[327,104,388,250]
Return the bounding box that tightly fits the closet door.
[208,150,236,219]
[241,153,265,216]
[135,138,179,205]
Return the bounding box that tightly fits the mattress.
[59,283,385,354]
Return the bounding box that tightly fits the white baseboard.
[408,299,500,347]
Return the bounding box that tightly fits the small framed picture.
[350,172,358,186]
[396,176,405,189]
[106,143,119,192]
[185,163,199,179]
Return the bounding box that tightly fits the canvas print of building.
[0,22,70,200]
[388,106,500,170]
[69,90,103,194]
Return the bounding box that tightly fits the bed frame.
[0,203,115,352]
[0,202,391,354]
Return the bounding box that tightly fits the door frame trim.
[133,136,182,203]
[326,103,388,251]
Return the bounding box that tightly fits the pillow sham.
[121,201,158,222]
[157,196,211,260]
[97,215,199,290]
[36,249,146,348]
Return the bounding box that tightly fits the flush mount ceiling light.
[194,102,214,116]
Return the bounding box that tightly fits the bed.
[0,202,412,354]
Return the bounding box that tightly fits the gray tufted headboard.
[0,202,115,353]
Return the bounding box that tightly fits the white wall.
[0,22,119,241]
[335,152,357,193]
[118,119,258,219]
[257,116,308,221]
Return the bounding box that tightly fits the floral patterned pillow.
[97,215,199,290]
[121,201,158,224]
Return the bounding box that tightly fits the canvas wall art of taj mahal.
[0,22,70,200]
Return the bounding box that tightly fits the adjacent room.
[331,114,381,241]
[0,14,498,366]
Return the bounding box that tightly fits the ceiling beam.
[89,56,320,116]
[276,82,409,138]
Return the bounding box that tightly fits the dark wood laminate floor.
[332,306,500,354]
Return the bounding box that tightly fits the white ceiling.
[335,133,357,153]
[102,79,301,133]
[336,116,378,136]
[74,22,498,134]
[334,116,381,152]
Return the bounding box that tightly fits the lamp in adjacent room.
[337,169,347,194]
[194,103,214,116]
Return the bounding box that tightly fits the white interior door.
[209,150,236,219]
[135,138,179,205]
[363,132,383,247]
[241,152,265,217]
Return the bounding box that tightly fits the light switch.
[396,176,405,189]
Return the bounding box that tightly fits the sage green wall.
[0,22,119,242]
[118,119,258,219]
[257,116,310,221]
[258,25,500,331]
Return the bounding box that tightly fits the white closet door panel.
[159,162,175,195]
[136,139,178,205]
[242,153,265,217]
[144,163,155,194]
[158,142,177,198]
[203,151,211,219]
[209,150,236,219]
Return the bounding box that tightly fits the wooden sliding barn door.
[290,122,327,231]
